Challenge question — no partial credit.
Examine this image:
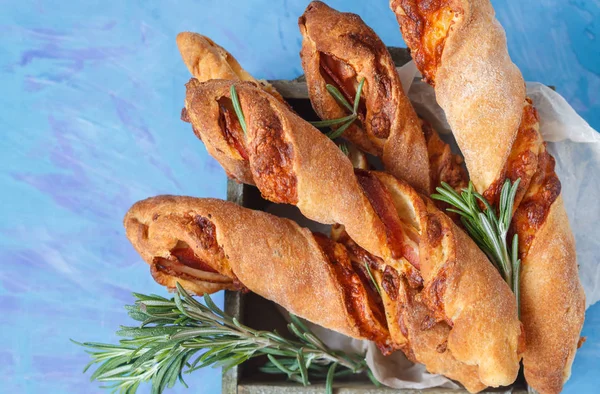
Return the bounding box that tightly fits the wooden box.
[221,47,527,394]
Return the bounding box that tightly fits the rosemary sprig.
[311,78,366,139]
[431,179,522,315]
[74,283,376,394]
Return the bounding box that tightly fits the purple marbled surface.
[1,1,598,393]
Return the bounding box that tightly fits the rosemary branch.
[311,78,366,139]
[74,283,378,394]
[431,179,522,315]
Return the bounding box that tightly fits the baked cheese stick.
[299,1,467,194]
[390,1,585,392]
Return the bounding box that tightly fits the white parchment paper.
[271,61,600,389]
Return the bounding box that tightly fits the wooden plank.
[238,382,527,394]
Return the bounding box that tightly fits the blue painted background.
[1,1,598,393]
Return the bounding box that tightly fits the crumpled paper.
[269,61,600,390]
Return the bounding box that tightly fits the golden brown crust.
[391,0,526,191]
[299,1,431,193]
[184,78,254,184]
[421,118,469,219]
[391,0,457,86]
[355,169,416,264]
[124,195,389,342]
[391,1,585,391]
[333,172,522,388]
[511,144,561,258]
[483,99,543,208]
[312,232,390,346]
[519,198,586,394]
[331,220,413,352]
[431,214,522,387]
[421,119,468,192]
[399,286,486,393]
[184,79,391,259]
[376,173,522,387]
[176,32,285,102]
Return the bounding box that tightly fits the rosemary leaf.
[326,118,355,139]
[285,313,304,331]
[512,234,521,316]
[116,326,181,338]
[287,322,306,343]
[478,212,508,277]
[367,368,382,387]
[326,362,338,394]
[303,332,327,351]
[202,294,226,317]
[326,84,353,112]
[333,368,356,378]
[364,261,382,296]
[125,306,149,322]
[260,347,297,357]
[230,85,247,134]
[170,327,232,340]
[130,340,178,370]
[311,114,356,127]
[504,179,521,229]
[297,350,309,385]
[134,300,175,307]
[338,142,350,156]
[268,354,295,376]
[353,78,366,114]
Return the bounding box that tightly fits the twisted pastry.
[390,1,585,392]
[184,79,390,260]
[124,196,389,344]
[182,79,522,388]
[177,31,371,173]
[298,1,467,194]
[176,32,284,102]
[357,171,523,388]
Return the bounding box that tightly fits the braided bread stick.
[176,32,284,102]
[299,1,467,195]
[390,1,586,392]
[184,79,390,259]
[124,195,389,345]
[125,192,510,392]
[360,171,523,388]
